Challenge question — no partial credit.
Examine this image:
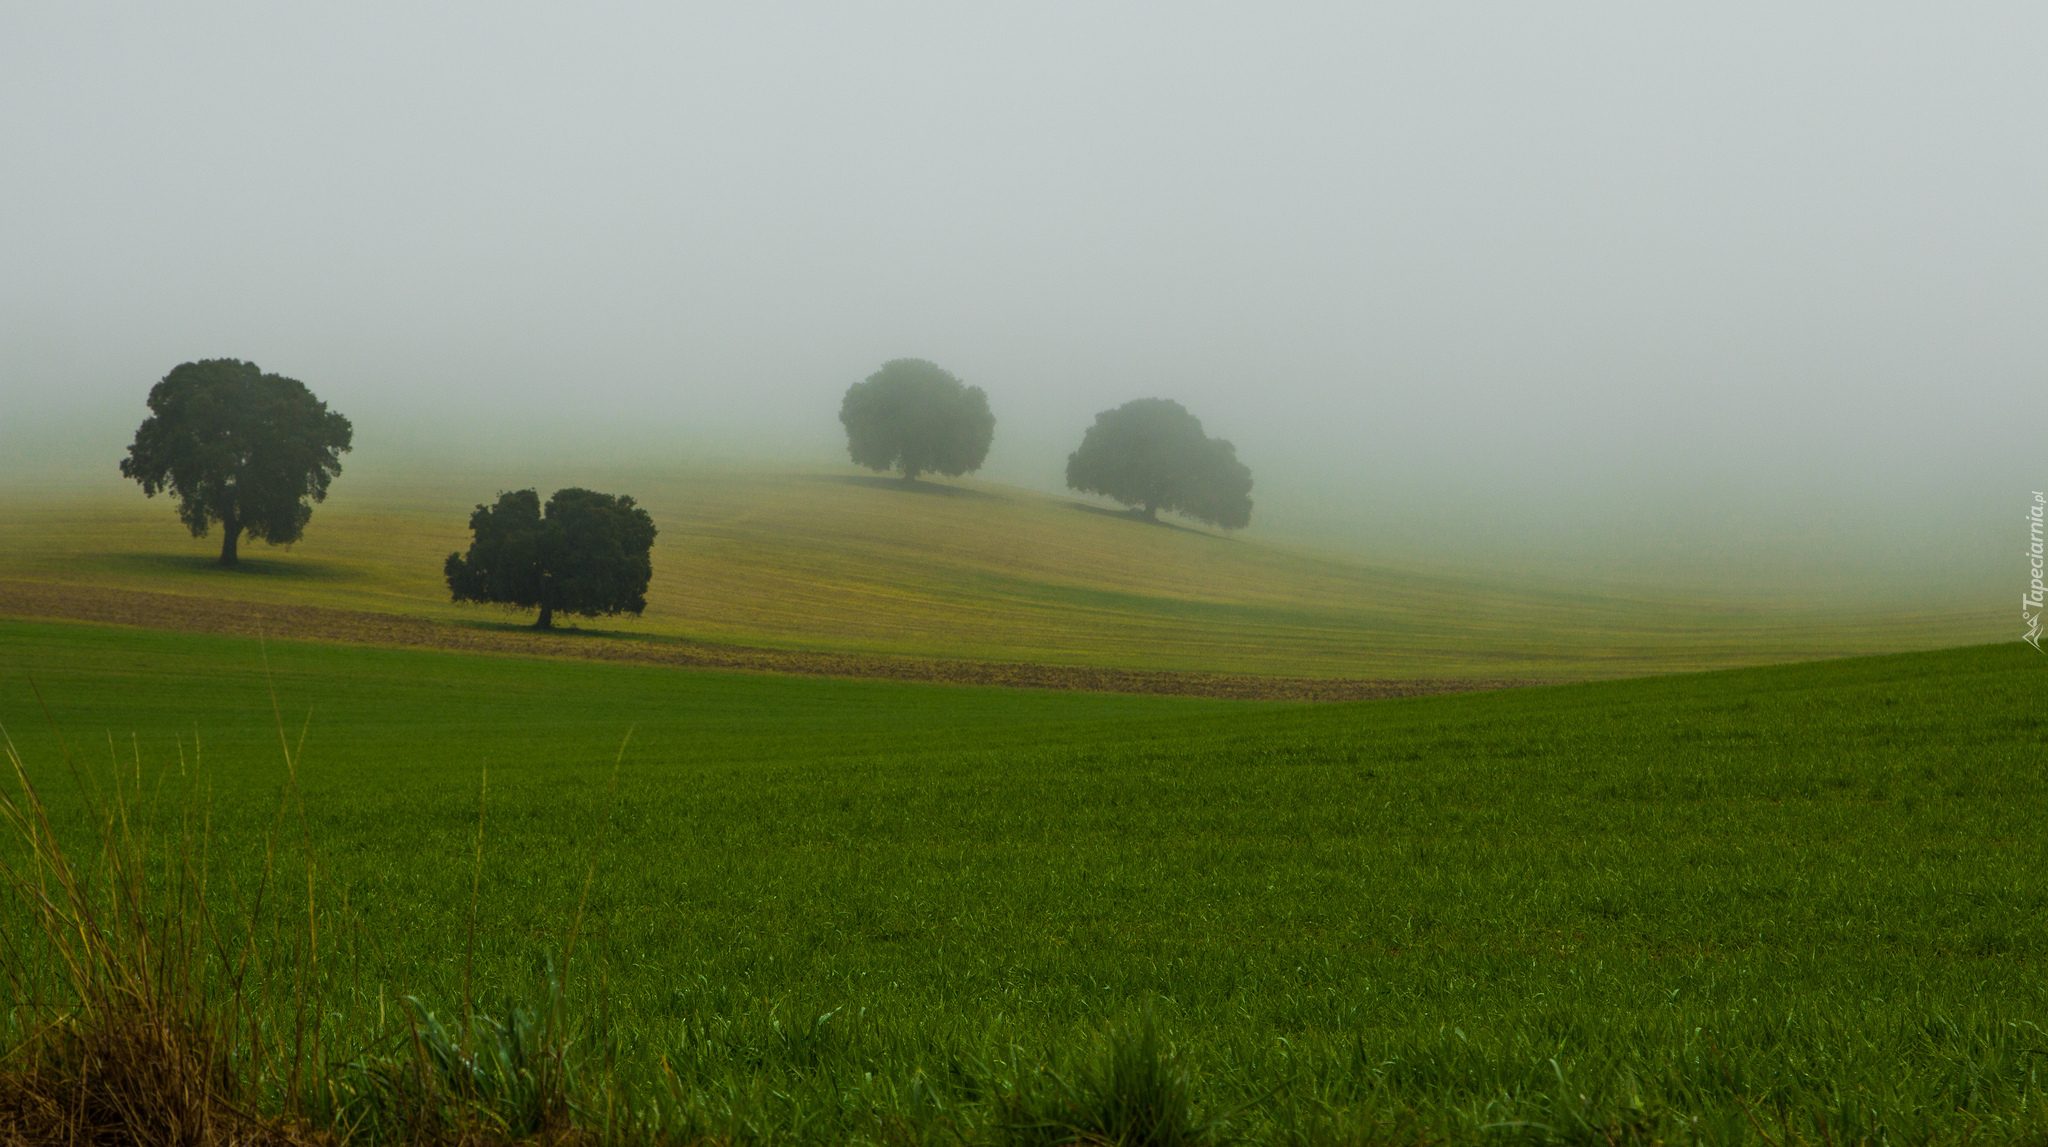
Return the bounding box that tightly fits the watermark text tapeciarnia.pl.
[2027,491,2044,651]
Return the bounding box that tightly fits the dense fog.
[4,3,2040,602]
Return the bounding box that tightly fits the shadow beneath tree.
[813,474,1007,501]
[99,552,360,581]
[1063,502,1225,537]
[445,616,690,643]
[455,616,607,636]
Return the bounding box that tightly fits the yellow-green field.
[0,467,1997,679]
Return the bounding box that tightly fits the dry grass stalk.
[0,709,327,1147]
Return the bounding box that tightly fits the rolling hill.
[0,466,1999,680]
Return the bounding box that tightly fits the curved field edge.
[0,579,1541,701]
[0,622,2042,1143]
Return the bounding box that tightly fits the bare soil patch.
[0,579,1545,702]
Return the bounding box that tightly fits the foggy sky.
[4,4,2042,598]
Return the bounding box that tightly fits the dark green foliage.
[1001,1009,1211,1147]
[1066,399,1252,528]
[119,358,353,566]
[335,986,597,1142]
[840,359,996,481]
[444,487,656,629]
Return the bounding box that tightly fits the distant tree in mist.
[1066,398,1253,529]
[120,359,354,566]
[444,487,657,630]
[839,359,995,482]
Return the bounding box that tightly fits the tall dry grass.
[0,694,321,1146]
[0,676,625,1147]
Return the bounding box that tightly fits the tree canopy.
[119,359,354,566]
[1065,398,1254,529]
[839,359,995,481]
[444,488,657,630]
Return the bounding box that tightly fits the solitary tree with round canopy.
[444,487,657,630]
[120,359,354,566]
[1065,398,1254,529]
[838,359,996,482]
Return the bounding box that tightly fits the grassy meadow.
[0,467,2001,679]
[3,617,2043,1144]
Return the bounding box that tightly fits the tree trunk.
[900,467,920,483]
[1142,504,1159,522]
[534,603,554,630]
[218,522,243,566]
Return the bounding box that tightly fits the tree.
[1065,398,1254,529]
[120,359,354,566]
[839,359,995,482]
[444,487,657,630]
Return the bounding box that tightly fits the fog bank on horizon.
[3,4,2039,605]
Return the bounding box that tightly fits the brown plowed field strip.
[0,579,1547,701]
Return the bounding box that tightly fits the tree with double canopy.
[120,359,354,566]
[444,487,657,630]
[838,359,996,482]
[1065,398,1254,529]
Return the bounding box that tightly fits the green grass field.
[0,467,2000,679]
[4,618,2043,1144]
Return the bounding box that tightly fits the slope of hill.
[0,467,1998,679]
